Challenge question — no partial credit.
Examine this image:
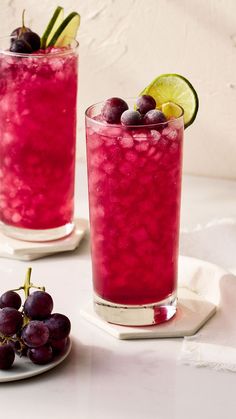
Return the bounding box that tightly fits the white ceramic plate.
[0,338,72,383]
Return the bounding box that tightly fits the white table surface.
[0,163,236,419]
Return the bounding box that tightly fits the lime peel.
[41,6,64,49]
[140,73,199,128]
[48,12,80,47]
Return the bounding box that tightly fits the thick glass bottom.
[94,292,177,326]
[0,222,74,242]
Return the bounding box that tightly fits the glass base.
[94,292,177,326]
[0,222,74,242]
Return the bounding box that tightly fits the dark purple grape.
[143,109,167,125]
[44,313,71,340]
[0,290,21,310]
[10,39,32,53]
[22,31,41,51]
[101,97,128,124]
[136,95,156,114]
[27,345,53,365]
[0,307,23,336]
[10,26,32,45]
[10,29,40,54]
[121,110,142,126]
[0,344,15,369]
[50,337,68,355]
[24,291,53,320]
[21,321,49,348]
[9,9,40,54]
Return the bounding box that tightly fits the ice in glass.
[0,44,78,240]
[86,99,184,325]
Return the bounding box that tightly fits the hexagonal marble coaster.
[0,218,88,261]
[80,288,216,340]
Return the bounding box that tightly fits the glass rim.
[0,35,79,58]
[85,98,184,129]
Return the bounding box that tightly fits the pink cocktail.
[86,100,184,325]
[0,40,78,241]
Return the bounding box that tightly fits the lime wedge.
[48,12,80,47]
[41,6,64,49]
[161,102,184,119]
[141,74,199,128]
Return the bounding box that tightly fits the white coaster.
[80,288,216,340]
[0,218,88,261]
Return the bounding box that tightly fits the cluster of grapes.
[0,269,71,370]
[101,95,167,127]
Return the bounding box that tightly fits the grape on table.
[0,273,71,369]
[0,344,15,370]
[28,345,53,365]
[24,291,53,320]
[21,321,50,348]
[0,290,21,310]
[0,307,23,336]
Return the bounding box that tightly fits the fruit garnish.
[121,110,142,126]
[136,95,156,114]
[161,102,184,120]
[101,97,128,124]
[101,96,167,126]
[10,9,32,42]
[140,74,199,128]
[48,11,80,47]
[41,6,64,49]
[10,39,33,54]
[10,10,41,54]
[0,268,71,369]
[22,31,41,51]
[143,109,167,125]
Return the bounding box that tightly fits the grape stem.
[0,332,26,356]
[21,9,26,33]
[0,333,18,345]
[23,268,45,298]
[11,268,45,298]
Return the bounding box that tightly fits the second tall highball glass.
[86,100,184,326]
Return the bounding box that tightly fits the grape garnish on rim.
[9,7,80,53]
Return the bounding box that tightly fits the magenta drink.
[0,38,78,241]
[86,98,184,326]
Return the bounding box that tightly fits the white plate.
[0,338,72,383]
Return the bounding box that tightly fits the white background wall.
[1,0,236,179]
